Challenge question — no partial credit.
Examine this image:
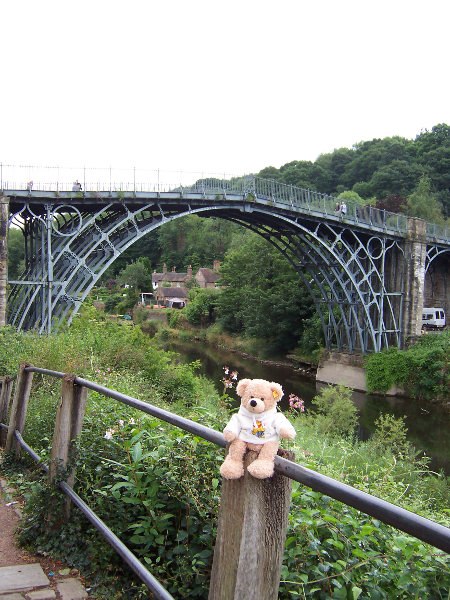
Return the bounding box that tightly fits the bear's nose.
[250,399,257,407]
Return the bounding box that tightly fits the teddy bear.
[220,378,296,480]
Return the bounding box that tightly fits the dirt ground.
[0,470,83,583]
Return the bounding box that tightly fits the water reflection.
[162,341,450,475]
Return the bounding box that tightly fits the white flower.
[104,429,114,440]
[118,420,124,427]
[129,418,135,425]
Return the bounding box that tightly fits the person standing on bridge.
[334,202,340,216]
[340,201,347,216]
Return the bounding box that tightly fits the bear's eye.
[261,397,264,401]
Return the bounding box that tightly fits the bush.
[365,332,450,399]
[104,294,124,314]
[2,319,450,599]
[312,384,359,436]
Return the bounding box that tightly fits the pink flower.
[104,429,114,440]
[118,420,124,427]
[224,367,229,375]
[289,394,305,412]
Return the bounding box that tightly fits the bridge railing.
[254,177,409,234]
[1,363,450,599]
[0,162,445,241]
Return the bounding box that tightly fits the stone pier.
[402,217,427,344]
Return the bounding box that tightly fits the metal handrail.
[19,366,450,554]
[2,365,450,600]
[11,430,174,600]
[1,161,447,241]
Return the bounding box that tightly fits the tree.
[375,194,407,214]
[338,190,365,205]
[185,288,219,324]
[406,176,445,224]
[117,259,151,292]
[369,160,425,199]
[216,233,316,355]
[7,227,25,280]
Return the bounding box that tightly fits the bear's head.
[235,378,283,414]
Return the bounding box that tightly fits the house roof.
[152,272,189,283]
[196,268,221,284]
[160,287,187,298]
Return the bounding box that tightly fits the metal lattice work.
[215,210,404,354]
[5,174,445,351]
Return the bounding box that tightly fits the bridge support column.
[402,217,427,346]
[0,197,8,329]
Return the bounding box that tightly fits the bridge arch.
[5,173,443,352]
[6,194,402,355]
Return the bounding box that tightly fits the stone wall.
[0,198,8,328]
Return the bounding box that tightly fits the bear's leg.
[246,441,279,479]
[220,438,247,479]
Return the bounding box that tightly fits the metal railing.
[1,364,449,600]
[0,162,418,240]
[4,161,450,243]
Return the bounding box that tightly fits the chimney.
[187,265,192,277]
[172,266,176,272]
[163,263,167,274]
[213,260,220,271]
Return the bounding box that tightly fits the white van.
[422,308,446,330]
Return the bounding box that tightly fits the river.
[163,340,450,476]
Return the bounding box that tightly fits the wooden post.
[209,448,294,600]
[49,374,87,514]
[0,376,15,447]
[0,197,8,329]
[5,363,34,458]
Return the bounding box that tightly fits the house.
[152,264,193,290]
[155,286,188,308]
[195,260,221,289]
[150,260,222,307]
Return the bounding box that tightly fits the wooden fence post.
[208,448,294,600]
[0,376,15,447]
[49,374,88,515]
[5,363,34,458]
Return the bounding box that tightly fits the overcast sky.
[2,0,449,183]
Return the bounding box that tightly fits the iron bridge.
[4,174,450,354]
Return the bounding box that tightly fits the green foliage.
[2,324,450,599]
[103,294,123,313]
[157,215,241,271]
[338,190,365,205]
[311,384,359,436]
[280,488,450,599]
[117,259,151,292]
[141,342,200,405]
[216,232,316,356]
[166,308,185,329]
[365,332,450,399]
[185,288,219,325]
[407,175,445,223]
[6,226,25,280]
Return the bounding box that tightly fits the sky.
[2,0,450,186]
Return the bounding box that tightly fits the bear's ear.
[270,382,284,402]
[236,379,251,397]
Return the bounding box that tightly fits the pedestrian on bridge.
[334,202,340,216]
[341,201,347,216]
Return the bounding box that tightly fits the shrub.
[311,384,359,436]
